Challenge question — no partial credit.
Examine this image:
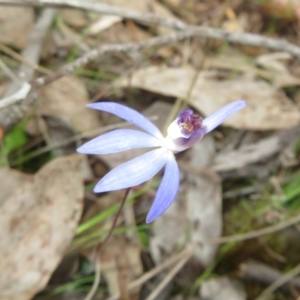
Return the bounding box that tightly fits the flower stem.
[85,188,131,300]
[97,187,131,251]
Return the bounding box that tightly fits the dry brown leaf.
[256,52,300,88]
[204,52,300,89]
[98,0,176,19]
[88,0,177,37]
[0,7,34,48]
[87,15,122,35]
[60,8,88,28]
[116,66,300,130]
[96,21,152,46]
[212,134,280,172]
[0,168,32,206]
[0,155,84,300]
[31,76,101,134]
[150,136,222,266]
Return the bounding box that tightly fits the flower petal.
[94,147,168,193]
[146,152,179,223]
[87,102,164,140]
[202,100,246,134]
[77,129,163,155]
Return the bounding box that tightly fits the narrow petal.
[77,129,164,155]
[94,147,168,193]
[87,102,164,140]
[202,100,246,134]
[146,152,179,223]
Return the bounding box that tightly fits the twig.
[204,213,300,244]
[145,244,196,300]
[0,42,51,75]
[0,8,56,131]
[0,83,31,109]
[2,0,300,60]
[239,260,300,291]
[105,244,196,300]
[255,262,300,300]
[1,2,300,132]
[84,258,101,300]
[33,30,209,87]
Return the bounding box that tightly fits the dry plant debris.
[0,0,300,299]
[116,65,300,130]
[0,6,34,48]
[0,155,84,299]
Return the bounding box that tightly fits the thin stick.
[0,8,56,131]
[84,258,101,300]
[0,83,32,109]
[33,30,209,87]
[0,43,51,75]
[2,0,300,60]
[0,58,20,82]
[85,188,130,300]
[105,244,196,300]
[145,244,196,300]
[204,213,300,244]
[255,262,300,300]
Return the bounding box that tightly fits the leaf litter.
[0,6,34,48]
[116,64,300,130]
[1,0,300,299]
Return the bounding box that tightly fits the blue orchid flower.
[77,100,246,223]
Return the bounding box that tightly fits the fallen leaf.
[97,0,178,34]
[212,134,281,172]
[89,0,178,37]
[0,168,32,206]
[87,15,122,35]
[116,65,300,130]
[256,52,300,88]
[0,155,84,300]
[29,76,102,135]
[0,7,34,48]
[60,8,88,28]
[199,277,246,300]
[98,0,176,19]
[200,51,300,89]
[150,136,222,266]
